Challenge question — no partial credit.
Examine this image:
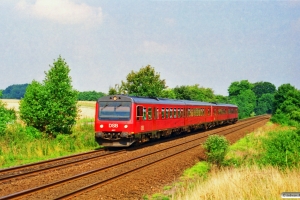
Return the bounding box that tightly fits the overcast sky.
[0,0,299,96]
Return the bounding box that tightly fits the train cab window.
[143,107,147,120]
[148,107,152,120]
[162,108,165,119]
[166,108,169,119]
[136,106,143,120]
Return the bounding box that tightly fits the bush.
[203,135,229,167]
[0,101,16,135]
[259,129,300,169]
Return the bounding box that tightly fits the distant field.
[1,99,95,119]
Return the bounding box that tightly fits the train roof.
[98,95,237,107]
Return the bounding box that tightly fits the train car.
[94,95,238,147]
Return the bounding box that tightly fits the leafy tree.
[255,93,274,115]
[215,94,229,103]
[119,65,167,97]
[0,90,2,98]
[78,91,105,101]
[252,81,276,99]
[20,56,78,135]
[160,88,176,99]
[174,84,215,102]
[2,84,29,99]
[228,80,253,97]
[0,100,16,135]
[230,89,256,119]
[271,84,300,125]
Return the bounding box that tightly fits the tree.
[119,65,167,97]
[160,88,176,99]
[252,81,276,99]
[271,84,300,125]
[228,80,253,97]
[0,90,2,98]
[255,93,274,115]
[230,89,256,119]
[173,84,216,102]
[20,56,78,135]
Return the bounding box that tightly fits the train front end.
[94,95,136,147]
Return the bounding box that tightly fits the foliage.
[203,135,229,167]
[259,129,300,169]
[0,90,2,98]
[255,93,274,115]
[117,65,167,97]
[78,91,105,101]
[173,84,215,102]
[228,80,253,97]
[20,56,78,135]
[215,94,229,103]
[252,81,276,99]
[230,89,256,119]
[271,84,300,125]
[160,88,176,99]
[1,84,29,99]
[182,161,210,179]
[0,100,16,135]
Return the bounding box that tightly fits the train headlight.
[124,125,128,128]
[100,124,103,128]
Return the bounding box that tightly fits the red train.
[94,95,238,147]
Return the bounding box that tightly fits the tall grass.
[174,166,300,200]
[0,118,99,169]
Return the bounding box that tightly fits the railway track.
[0,115,269,199]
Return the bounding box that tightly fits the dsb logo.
[109,124,118,128]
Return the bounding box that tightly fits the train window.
[170,108,173,118]
[174,108,177,118]
[162,108,165,119]
[166,108,169,119]
[181,108,184,118]
[148,107,152,120]
[208,108,211,116]
[143,107,147,120]
[154,107,158,119]
[177,108,180,118]
[136,106,143,120]
[188,108,191,117]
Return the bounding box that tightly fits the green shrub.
[203,135,229,167]
[259,129,300,169]
[183,161,210,178]
[0,101,16,135]
[20,56,78,135]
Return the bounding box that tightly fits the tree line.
[0,85,105,101]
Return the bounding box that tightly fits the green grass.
[0,117,99,169]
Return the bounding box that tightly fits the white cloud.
[15,0,103,25]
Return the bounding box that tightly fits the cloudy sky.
[1,0,299,95]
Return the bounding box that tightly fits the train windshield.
[99,101,131,121]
